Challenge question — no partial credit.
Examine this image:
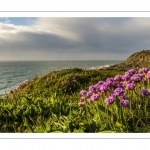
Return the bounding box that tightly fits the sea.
[0,60,122,96]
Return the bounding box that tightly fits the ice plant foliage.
[78,68,150,132]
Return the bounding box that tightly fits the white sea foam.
[16,79,29,89]
[88,63,116,70]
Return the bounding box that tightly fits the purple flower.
[146,71,150,79]
[106,77,114,82]
[122,73,130,81]
[125,83,135,90]
[114,75,122,81]
[105,78,117,87]
[111,90,115,96]
[139,74,144,78]
[87,98,93,103]
[111,81,118,87]
[86,91,93,97]
[104,96,115,105]
[121,81,128,86]
[113,87,124,96]
[78,102,85,107]
[89,85,96,92]
[125,69,136,76]
[120,100,130,107]
[111,89,126,99]
[100,83,108,93]
[140,89,150,96]
[79,90,87,96]
[93,83,101,92]
[94,83,99,88]
[116,82,124,88]
[95,85,101,92]
[97,81,105,86]
[80,97,85,101]
[119,94,126,100]
[139,68,149,74]
[127,79,132,84]
[91,93,100,101]
[106,78,114,86]
[131,74,142,83]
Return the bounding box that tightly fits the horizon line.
[0,60,124,61]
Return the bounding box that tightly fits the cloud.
[0,17,10,23]
[35,18,150,54]
[0,17,150,60]
[4,17,10,23]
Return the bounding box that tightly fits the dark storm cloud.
[0,17,150,60]
[0,31,78,52]
[76,17,150,55]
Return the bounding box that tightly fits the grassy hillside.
[0,68,126,132]
[1,67,150,133]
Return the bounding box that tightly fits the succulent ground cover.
[0,68,150,132]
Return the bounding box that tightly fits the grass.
[1,67,150,133]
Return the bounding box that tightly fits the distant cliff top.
[109,50,150,70]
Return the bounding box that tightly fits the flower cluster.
[139,68,149,74]
[140,89,150,97]
[104,96,115,105]
[125,83,135,90]
[120,99,130,107]
[78,67,150,107]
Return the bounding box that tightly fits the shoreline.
[0,61,122,96]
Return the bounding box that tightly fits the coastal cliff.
[109,50,150,70]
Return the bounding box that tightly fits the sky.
[0,17,150,61]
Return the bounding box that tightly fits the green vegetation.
[0,68,125,132]
[1,67,150,133]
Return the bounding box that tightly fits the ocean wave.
[88,64,115,70]
[0,61,121,95]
